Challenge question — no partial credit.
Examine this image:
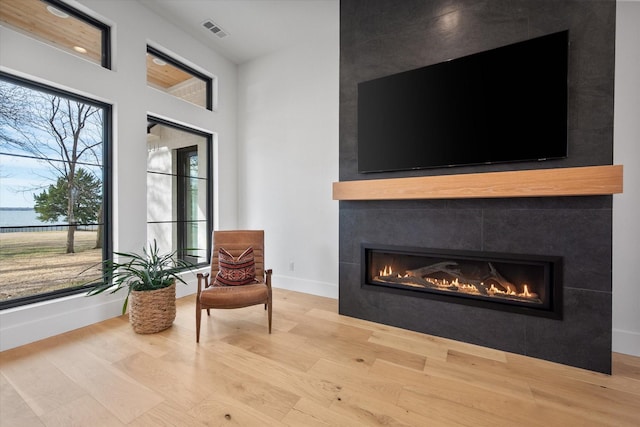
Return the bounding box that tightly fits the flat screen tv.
[357,30,569,173]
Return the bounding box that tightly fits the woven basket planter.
[129,282,176,334]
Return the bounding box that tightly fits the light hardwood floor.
[1,288,639,426]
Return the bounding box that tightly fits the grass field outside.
[0,230,102,301]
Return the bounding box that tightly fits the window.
[176,146,201,264]
[0,0,111,68]
[146,117,210,265]
[147,46,212,110]
[0,73,111,308]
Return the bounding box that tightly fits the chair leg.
[196,304,202,343]
[267,300,272,334]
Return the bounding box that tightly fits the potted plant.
[87,239,193,334]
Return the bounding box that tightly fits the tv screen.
[357,30,569,173]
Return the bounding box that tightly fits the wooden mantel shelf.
[332,165,623,200]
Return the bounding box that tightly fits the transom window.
[0,0,111,68]
[146,46,212,110]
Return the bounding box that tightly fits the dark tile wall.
[339,0,616,373]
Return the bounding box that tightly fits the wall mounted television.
[357,30,569,173]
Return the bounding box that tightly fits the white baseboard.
[177,272,338,299]
[0,272,202,352]
[613,328,640,357]
[0,292,124,352]
[5,276,636,359]
[0,272,336,352]
[273,274,338,299]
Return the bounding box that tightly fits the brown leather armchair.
[196,230,272,342]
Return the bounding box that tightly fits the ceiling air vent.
[202,20,229,39]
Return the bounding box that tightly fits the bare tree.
[0,81,104,253]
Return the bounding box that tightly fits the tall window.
[0,0,111,68]
[146,117,210,265]
[0,73,111,308]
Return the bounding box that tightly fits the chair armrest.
[197,273,209,297]
[265,269,272,289]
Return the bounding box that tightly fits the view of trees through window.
[0,75,108,306]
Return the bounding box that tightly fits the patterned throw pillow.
[215,247,256,286]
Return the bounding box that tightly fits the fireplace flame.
[380,265,405,278]
[489,283,514,296]
[380,265,392,277]
[375,267,541,303]
[487,283,537,299]
[522,284,535,298]
[372,258,543,305]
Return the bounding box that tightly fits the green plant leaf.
[83,239,197,313]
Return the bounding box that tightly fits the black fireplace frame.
[361,243,563,319]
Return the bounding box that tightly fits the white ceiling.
[138,0,336,64]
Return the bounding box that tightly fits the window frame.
[46,0,111,68]
[0,0,111,69]
[176,145,200,264]
[146,115,212,266]
[0,71,112,310]
[146,45,213,110]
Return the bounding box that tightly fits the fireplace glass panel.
[362,244,562,319]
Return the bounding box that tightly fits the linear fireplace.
[362,244,562,319]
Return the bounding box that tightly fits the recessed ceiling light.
[152,58,167,66]
[46,5,69,18]
[73,46,87,54]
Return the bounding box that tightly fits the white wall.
[613,0,640,356]
[0,0,238,351]
[236,2,340,298]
